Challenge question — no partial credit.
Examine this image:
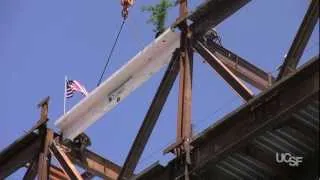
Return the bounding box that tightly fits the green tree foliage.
[141,0,173,33]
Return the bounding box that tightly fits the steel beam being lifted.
[194,40,254,101]
[55,29,180,140]
[118,49,180,180]
[277,0,319,80]
[200,40,274,90]
[55,0,252,141]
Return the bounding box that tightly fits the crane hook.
[121,0,134,19]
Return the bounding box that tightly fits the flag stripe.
[65,80,88,98]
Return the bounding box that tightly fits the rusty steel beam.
[38,129,54,180]
[49,165,70,180]
[163,0,193,158]
[0,96,120,180]
[277,0,319,80]
[176,1,193,179]
[38,98,51,180]
[36,98,52,180]
[24,163,70,180]
[117,49,180,180]
[23,158,38,180]
[0,97,51,179]
[51,142,83,180]
[67,146,121,180]
[24,97,52,180]
[176,0,193,145]
[201,40,274,90]
[0,133,41,179]
[194,40,254,101]
[0,129,120,180]
[189,0,251,36]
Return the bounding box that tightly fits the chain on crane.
[121,0,134,19]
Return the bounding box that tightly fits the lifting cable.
[97,19,126,86]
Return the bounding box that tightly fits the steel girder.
[277,0,319,80]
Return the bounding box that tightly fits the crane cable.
[97,19,126,86]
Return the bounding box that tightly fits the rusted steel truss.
[194,40,254,101]
[200,40,274,90]
[0,97,50,179]
[0,98,122,180]
[134,56,319,180]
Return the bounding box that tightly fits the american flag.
[66,80,88,98]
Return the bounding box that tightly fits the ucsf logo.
[276,152,303,167]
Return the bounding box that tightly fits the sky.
[0,0,319,179]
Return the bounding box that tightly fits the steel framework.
[0,0,319,179]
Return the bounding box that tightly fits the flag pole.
[64,76,67,114]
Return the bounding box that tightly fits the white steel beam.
[55,29,180,139]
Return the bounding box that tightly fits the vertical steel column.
[177,1,193,180]
[177,0,193,151]
[38,129,54,180]
[36,98,54,180]
[118,50,180,180]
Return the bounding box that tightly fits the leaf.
[141,0,174,33]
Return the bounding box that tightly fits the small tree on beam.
[141,0,174,38]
